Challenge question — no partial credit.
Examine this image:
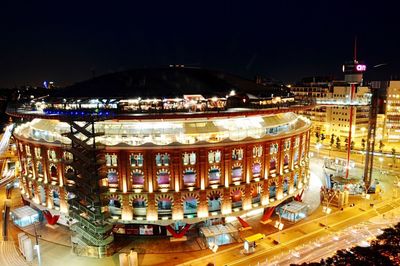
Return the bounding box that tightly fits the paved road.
[178,197,400,266]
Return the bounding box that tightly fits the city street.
[0,144,398,266]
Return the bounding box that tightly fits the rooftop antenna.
[353,36,358,63]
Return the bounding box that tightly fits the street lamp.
[208,241,218,266]
[379,157,384,173]
[33,222,42,266]
[274,220,284,244]
[321,190,338,228]
[315,143,322,157]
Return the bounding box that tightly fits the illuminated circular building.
[8,67,312,257]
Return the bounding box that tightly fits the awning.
[200,224,238,238]
[280,201,308,214]
[11,206,38,219]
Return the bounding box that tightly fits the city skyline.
[1,1,400,88]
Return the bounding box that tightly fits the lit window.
[130,153,143,167]
[48,149,57,160]
[252,146,263,158]
[34,147,41,158]
[232,148,243,160]
[25,145,31,156]
[157,170,170,187]
[209,167,220,184]
[105,154,112,166]
[208,150,221,164]
[111,154,118,166]
[270,143,278,154]
[107,169,118,187]
[183,169,196,186]
[156,153,170,166]
[131,170,144,186]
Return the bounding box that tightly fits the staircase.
[62,117,114,257]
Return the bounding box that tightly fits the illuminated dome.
[52,67,290,99]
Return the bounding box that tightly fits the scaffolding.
[62,116,114,258]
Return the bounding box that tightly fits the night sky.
[1,1,399,88]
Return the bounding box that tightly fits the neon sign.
[356,64,366,72]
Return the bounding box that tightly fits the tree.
[321,134,326,143]
[330,135,335,147]
[392,148,397,165]
[379,140,385,152]
[315,132,320,143]
[344,137,348,150]
[361,138,366,150]
[336,137,341,149]
[350,141,355,150]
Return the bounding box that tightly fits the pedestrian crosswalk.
[0,240,28,265]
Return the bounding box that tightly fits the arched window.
[109,198,121,217]
[37,162,43,175]
[284,154,289,166]
[208,168,220,184]
[50,165,57,178]
[183,197,198,214]
[252,163,261,177]
[269,182,276,198]
[270,158,276,170]
[283,178,289,193]
[208,192,221,212]
[52,190,60,207]
[157,170,170,187]
[132,198,147,216]
[183,169,196,186]
[157,198,172,210]
[294,173,298,188]
[231,189,243,209]
[50,165,58,184]
[231,166,242,181]
[107,170,119,187]
[39,186,46,204]
[131,171,144,186]
[231,190,242,202]
[294,150,299,163]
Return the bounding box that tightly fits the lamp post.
[274,205,288,244]
[208,241,218,266]
[379,157,384,173]
[33,222,42,266]
[316,143,322,157]
[322,190,337,228]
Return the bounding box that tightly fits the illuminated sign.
[356,64,366,72]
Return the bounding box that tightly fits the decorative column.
[261,179,269,206]
[246,145,252,184]
[199,149,207,190]
[146,193,158,221]
[121,194,133,220]
[197,190,209,218]
[288,171,295,194]
[289,137,295,171]
[278,139,284,176]
[172,192,183,220]
[224,148,230,187]
[264,142,271,179]
[45,186,53,209]
[242,184,252,210]
[221,188,232,215]
[276,176,284,200]
[59,187,68,213]
[33,182,40,204]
